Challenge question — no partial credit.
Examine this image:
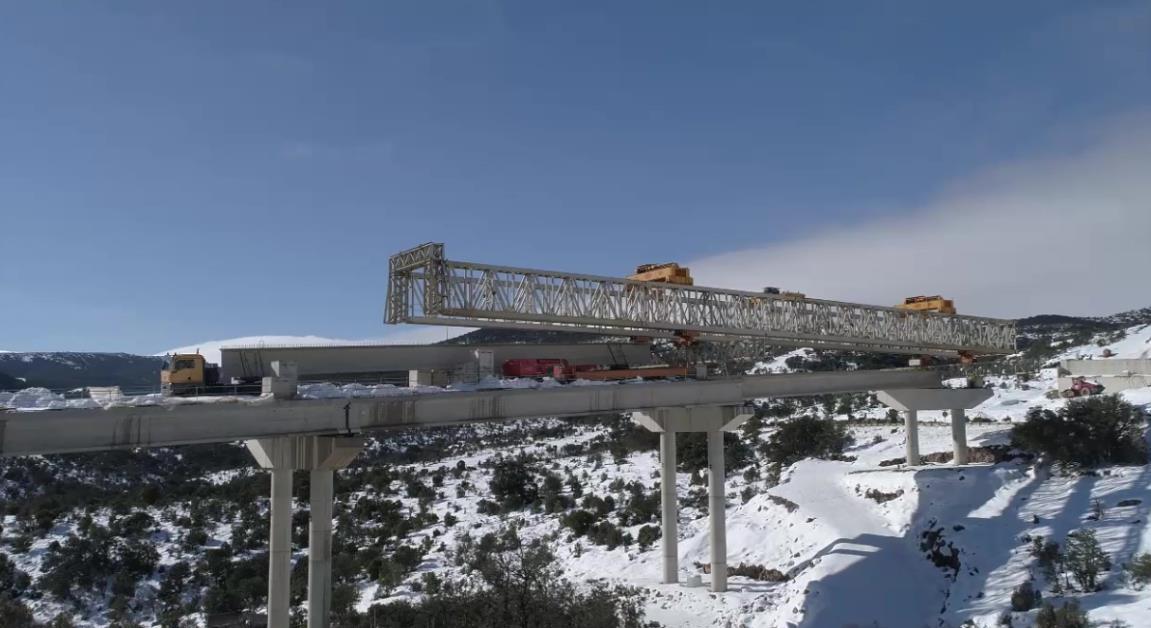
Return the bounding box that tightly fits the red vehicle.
[502,358,569,378]
[1061,376,1105,398]
[501,359,689,382]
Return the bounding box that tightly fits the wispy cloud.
[689,114,1151,318]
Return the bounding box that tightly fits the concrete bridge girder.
[0,369,941,457]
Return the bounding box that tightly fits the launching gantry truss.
[385,243,1016,356]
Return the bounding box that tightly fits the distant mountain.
[0,369,24,389]
[0,352,165,391]
[1017,306,1151,335]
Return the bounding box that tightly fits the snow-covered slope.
[1055,323,1151,361]
[4,314,1151,627]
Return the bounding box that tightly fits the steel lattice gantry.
[385,242,1016,356]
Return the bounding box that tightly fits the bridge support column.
[951,408,968,465]
[309,468,335,627]
[877,389,993,468]
[904,410,920,466]
[247,435,366,628]
[268,466,293,628]
[633,405,752,592]
[707,430,727,592]
[659,430,678,584]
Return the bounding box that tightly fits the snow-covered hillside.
[2,318,1151,627]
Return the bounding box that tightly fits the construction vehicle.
[629,263,693,285]
[1061,376,1105,398]
[502,358,688,382]
[161,353,260,396]
[897,295,957,315]
[763,287,806,299]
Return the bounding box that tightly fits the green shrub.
[1009,580,1041,611]
[561,510,598,538]
[489,460,539,510]
[1034,600,1089,628]
[761,416,853,466]
[1030,536,1062,582]
[676,432,753,473]
[636,525,660,550]
[368,526,652,627]
[1125,552,1151,588]
[1012,397,1147,468]
[0,595,36,628]
[587,522,630,550]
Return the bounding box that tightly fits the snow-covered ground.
[1056,323,1151,361]
[4,324,1151,627]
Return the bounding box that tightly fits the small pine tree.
[1064,529,1109,591]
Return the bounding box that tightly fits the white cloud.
[689,116,1151,319]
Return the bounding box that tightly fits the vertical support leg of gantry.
[660,430,679,584]
[951,408,968,466]
[904,409,920,466]
[268,466,293,628]
[308,468,334,628]
[707,430,727,593]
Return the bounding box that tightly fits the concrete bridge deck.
[0,368,939,457]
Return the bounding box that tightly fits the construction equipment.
[161,353,261,396]
[763,287,806,299]
[385,243,1016,356]
[1061,376,1105,398]
[161,353,221,396]
[897,295,957,315]
[629,263,693,285]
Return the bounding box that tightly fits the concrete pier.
[878,388,992,467]
[268,467,293,628]
[951,408,968,465]
[247,435,366,628]
[633,405,751,592]
[904,410,920,466]
[659,431,678,584]
[309,469,335,627]
[707,430,727,592]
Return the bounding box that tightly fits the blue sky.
[2,1,1149,353]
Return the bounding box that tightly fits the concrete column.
[308,469,334,628]
[951,408,968,466]
[904,410,920,466]
[268,467,293,628]
[659,430,678,584]
[707,430,727,592]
